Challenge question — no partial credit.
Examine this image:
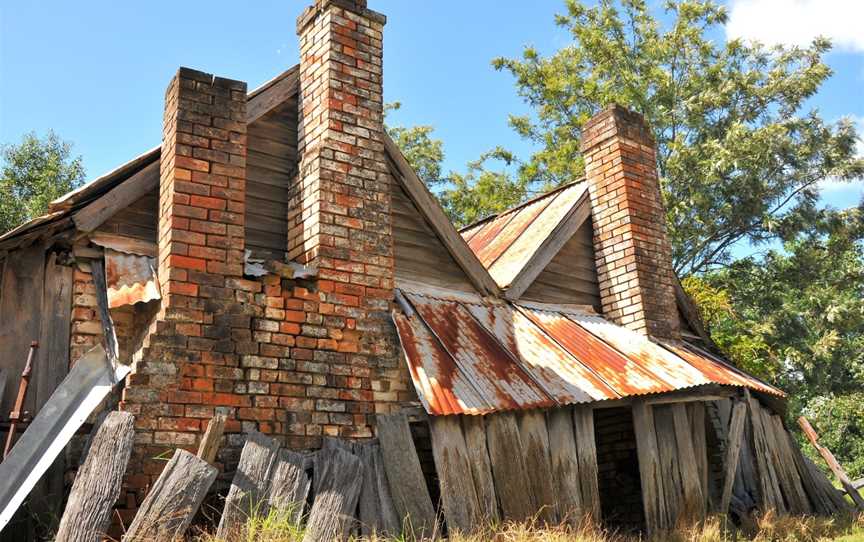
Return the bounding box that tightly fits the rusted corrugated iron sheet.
[460,182,588,289]
[104,249,160,308]
[392,287,784,417]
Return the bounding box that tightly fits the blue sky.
[1,0,861,213]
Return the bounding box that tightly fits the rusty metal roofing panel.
[487,183,588,289]
[405,292,555,412]
[518,305,675,396]
[104,249,160,309]
[667,341,785,397]
[465,302,617,403]
[469,194,555,269]
[392,311,491,415]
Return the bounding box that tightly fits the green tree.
[0,131,85,233]
[493,0,863,275]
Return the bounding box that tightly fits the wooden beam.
[504,191,590,301]
[89,257,118,363]
[384,134,500,296]
[72,161,159,233]
[122,449,217,541]
[798,416,864,510]
[719,400,747,515]
[688,403,710,511]
[429,415,481,533]
[196,414,226,465]
[246,67,299,123]
[55,412,134,542]
[632,399,668,533]
[671,403,706,523]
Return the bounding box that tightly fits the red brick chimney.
[581,105,680,340]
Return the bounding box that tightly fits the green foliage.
[0,131,85,234]
[385,102,446,188]
[493,0,864,275]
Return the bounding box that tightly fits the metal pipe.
[3,341,38,459]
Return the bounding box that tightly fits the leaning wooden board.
[485,411,537,522]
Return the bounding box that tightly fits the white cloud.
[726,0,864,52]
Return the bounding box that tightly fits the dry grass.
[192,512,864,542]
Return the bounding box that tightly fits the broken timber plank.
[302,447,364,542]
[671,403,706,523]
[54,412,135,542]
[196,413,227,465]
[429,415,481,534]
[746,390,785,513]
[798,416,864,510]
[547,407,584,526]
[461,415,499,523]
[573,404,600,521]
[0,345,130,532]
[719,401,747,515]
[354,440,400,537]
[632,399,668,533]
[267,448,311,526]
[122,449,217,541]
[376,412,436,538]
[688,402,710,511]
[518,409,558,524]
[766,414,810,514]
[485,411,535,522]
[216,431,281,538]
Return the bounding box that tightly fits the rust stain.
[104,249,160,309]
[470,191,557,269]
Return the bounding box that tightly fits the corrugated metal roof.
[104,249,160,309]
[393,285,784,416]
[461,182,588,289]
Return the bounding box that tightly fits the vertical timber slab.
[429,416,481,533]
[517,410,558,524]
[788,432,844,515]
[216,431,281,538]
[632,399,668,533]
[376,413,436,538]
[688,402,710,510]
[654,405,683,525]
[767,414,811,514]
[671,403,706,523]
[302,448,364,542]
[354,440,400,537]
[55,412,135,542]
[719,401,747,515]
[461,415,499,523]
[573,404,600,521]
[122,449,218,541]
[485,411,536,521]
[547,407,584,525]
[745,391,785,513]
[196,413,227,465]
[268,449,311,525]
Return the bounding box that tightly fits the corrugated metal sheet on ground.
[104,249,160,308]
[393,286,784,416]
[461,182,588,288]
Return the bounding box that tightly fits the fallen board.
[196,413,227,465]
[54,412,135,542]
[302,447,364,542]
[122,449,218,541]
[0,345,130,532]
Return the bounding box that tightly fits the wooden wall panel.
[392,181,475,292]
[520,221,600,308]
[245,99,297,260]
[95,188,158,243]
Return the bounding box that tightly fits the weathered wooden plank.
[73,161,159,232]
[89,258,118,362]
[517,410,558,524]
[766,414,810,514]
[267,448,311,525]
[216,431,281,538]
[460,415,498,523]
[632,399,668,533]
[54,412,134,542]
[798,416,864,510]
[787,431,845,515]
[376,413,436,538]
[485,411,535,521]
[196,413,227,465]
[247,67,299,123]
[804,454,851,512]
[720,401,747,515]
[429,416,481,533]
[671,403,706,523]
[122,449,218,541]
[302,447,364,542]
[573,404,600,521]
[746,391,785,513]
[354,440,400,537]
[547,407,584,525]
[655,405,683,525]
[688,402,710,510]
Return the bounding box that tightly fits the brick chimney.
[291,1,400,388]
[580,105,679,340]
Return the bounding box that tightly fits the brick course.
[581,105,680,340]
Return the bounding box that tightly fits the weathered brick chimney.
[581,105,680,340]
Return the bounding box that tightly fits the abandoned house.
[0,0,852,539]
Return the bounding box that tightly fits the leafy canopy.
[0,131,85,234]
[493,0,863,275]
